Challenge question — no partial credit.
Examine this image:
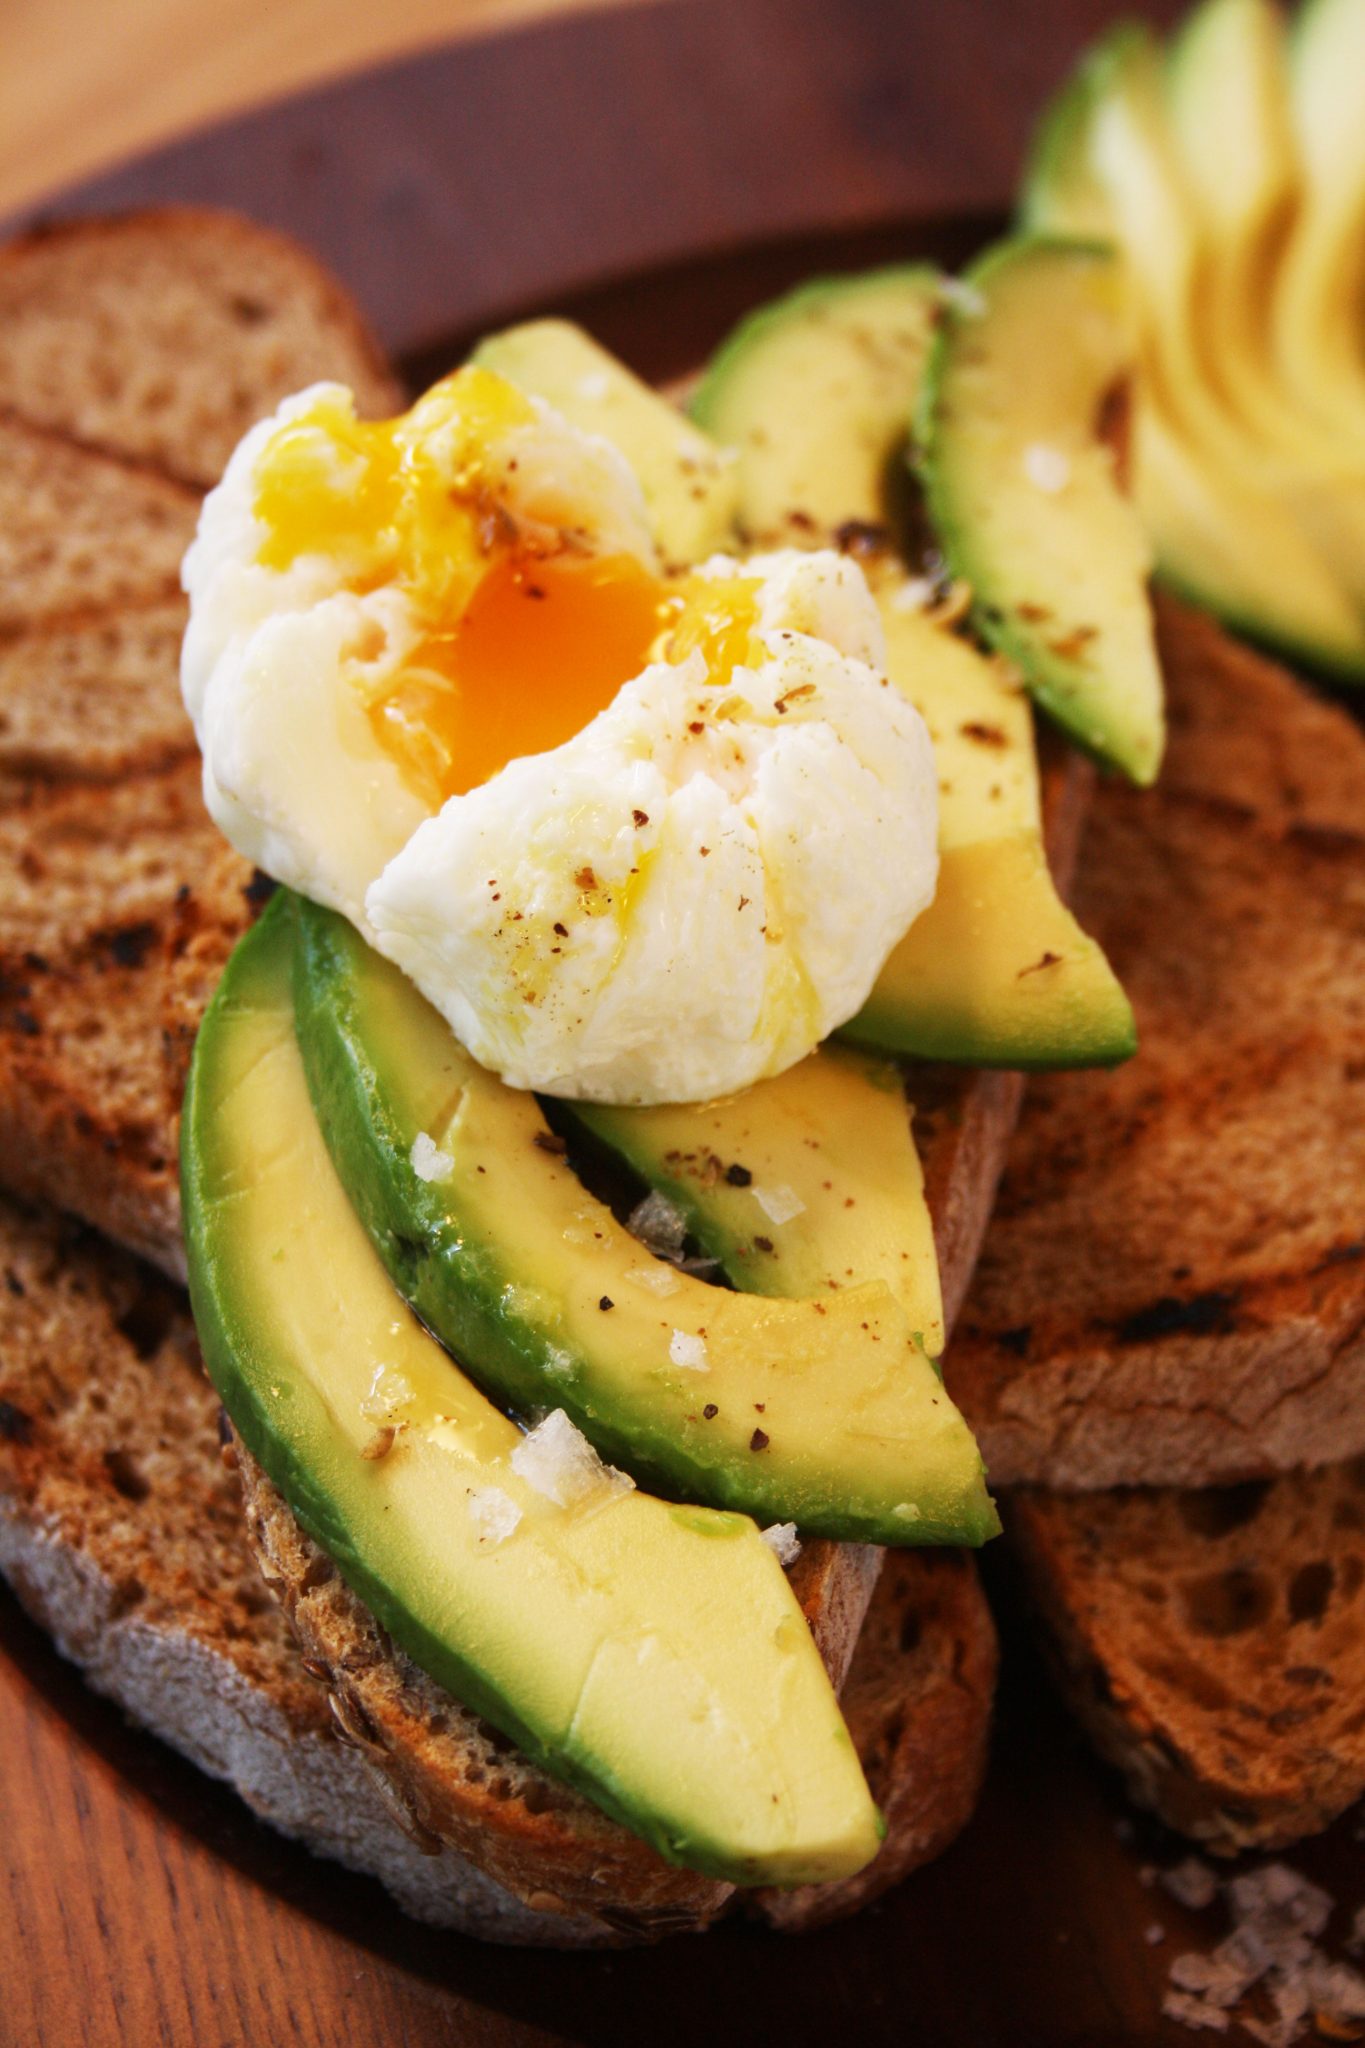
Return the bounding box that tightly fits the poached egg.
[181,367,938,1103]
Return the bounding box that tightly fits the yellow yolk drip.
[252,367,764,808]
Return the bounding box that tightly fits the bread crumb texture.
[1011,1462,1365,1855]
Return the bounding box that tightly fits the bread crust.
[946,597,1365,1488]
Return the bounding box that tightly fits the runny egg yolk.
[252,367,761,811]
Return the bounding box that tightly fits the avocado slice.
[690,265,1133,1064]
[292,896,997,1547]
[689,267,942,545]
[918,235,1165,785]
[182,896,884,1886]
[472,319,739,568]
[1164,0,1365,605]
[562,1040,946,1357]
[1272,0,1365,457]
[1020,22,1365,681]
[846,559,1136,1068]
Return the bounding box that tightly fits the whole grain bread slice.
[1007,1469,1365,1856]
[945,596,1365,1489]
[0,209,400,484]
[0,1189,996,1943]
[0,212,1019,1938]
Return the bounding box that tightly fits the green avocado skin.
[292,896,998,1549]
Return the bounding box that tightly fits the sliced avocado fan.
[292,894,999,1550]
[182,896,883,1887]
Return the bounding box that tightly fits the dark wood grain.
[6,0,1187,366]
[2,2,1357,2043]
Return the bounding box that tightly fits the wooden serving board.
[3,2,1359,2042]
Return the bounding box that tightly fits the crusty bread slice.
[1008,1468,1365,1856]
[0,1189,996,1944]
[0,209,400,483]
[945,596,1365,1488]
[0,209,1016,1941]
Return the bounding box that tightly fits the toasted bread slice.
[0,208,401,1274]
[1008,1469,1365,1855]
[946,596,1365,1488]
[0,209,400,484]
[0,1190,996,1943]
[0,211,1014,1939]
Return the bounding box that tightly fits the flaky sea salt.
[1160,1858,1362,2046]
[752,1183,806,1226]
[468,1486,522,1544]
[1161,1858,1221,1911]
[629,1189,689,1261]
[937,276,987,319]
[626,1263,682,1297]
[360,1364,414,1420]
[890,576,936,614]
[510,1409,635,1509]
[410,1130,454,1182]
[669,1330,709,1372]
[760,1522,801,1566]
